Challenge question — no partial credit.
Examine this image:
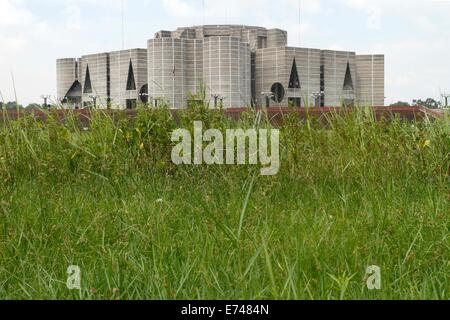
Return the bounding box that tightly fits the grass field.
[0,106,448,300]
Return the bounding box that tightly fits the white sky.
[0,0,449,105]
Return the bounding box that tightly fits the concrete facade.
[57,58,81,108]
[148,38,205,109]
[255,47,322,107]
[356,55,385,106]
[202,37,251,108]
[72,49,147,108]
[109,49,148,108]
[57,24,385,109]
[79,52,109,108]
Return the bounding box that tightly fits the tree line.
[0,102,44,110]
[390,98,443,109]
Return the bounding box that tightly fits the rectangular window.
[251,52,256,107]
[288,98,302,108]
[83,101,93,108]
[106,54,111,100]
[320,65,325,107]
[126,99,137,110]
[257,37,267,49]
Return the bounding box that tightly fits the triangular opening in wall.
[343,62,354,91]
[65,80,82,98]
[288,58,301,89]
[83,65,92,94]
[126,59,137,91]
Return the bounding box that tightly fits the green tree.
[2,102,24,110]
[390,101,410,107]
[414,98,441,109]
[26,103,42,109]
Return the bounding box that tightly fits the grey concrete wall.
[109,48,147,109]
[157,25,286,51]
[56,58,79,100]
[255,47,285,107]
[321,50,357,106]
[356,54,385,106]
[203,37,251,108]
[148,38,204,108]
[183,39,204,100]
[148,36,250,109]
[80,53,109,107]
[255,47,321,107]
[148,38,186,108]
[267,29,288,48]
[285,47,321,106]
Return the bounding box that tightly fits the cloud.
[0,0,34,26]
[0,0,53,104]
[66,5,81,31]
[162,0,322,23]
[1,0,450,105]
[0,0,53,57]
[0,34,27,52]
[417,16,436,33]
[162,0,197,17]
[0,0,36,55]
[365,5,381,30]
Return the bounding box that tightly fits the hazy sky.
[0,0,449,105]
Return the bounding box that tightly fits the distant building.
[57,25,385,109]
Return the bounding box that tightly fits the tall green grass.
[0,106,448,300]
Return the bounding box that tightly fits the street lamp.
[212,94,220,108]
[262,92,275,109]
[441,94,450,108]
[41,95,51,109]
[212,94,226,109]
[89,95,100,108]
[311,91,324,108]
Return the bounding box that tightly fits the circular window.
[271,83,285,103]
[139,84,149,103]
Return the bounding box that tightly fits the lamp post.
[311,91,324,108]
[262,92,274,109]
[41,95,51,109]
[89,95,100,108]
[441,94,450,108]
[212,94,225,109]
[212,94,220,108]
